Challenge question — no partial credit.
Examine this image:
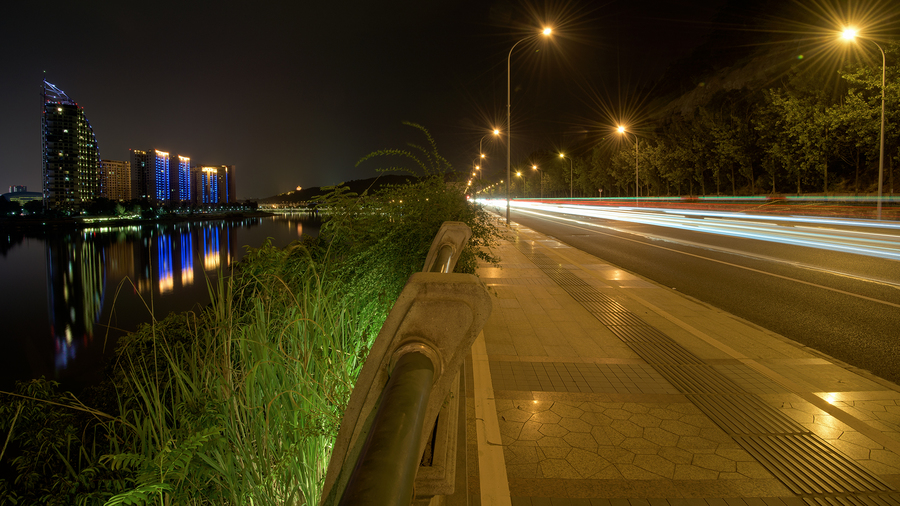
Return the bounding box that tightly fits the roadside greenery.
[0,123,500,505]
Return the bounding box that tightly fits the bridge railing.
[320,221,493,506]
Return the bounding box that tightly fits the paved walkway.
[462,219,900,506]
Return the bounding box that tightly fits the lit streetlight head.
[493,129,500,135]
[532,165,537,170]
[516,171,522,177]
[543,28,552,36]
[559,153,564,158]
[842,27,858,40]
[480,153,485,158]
[617,125,626,134]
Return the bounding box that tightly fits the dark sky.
[0,0,785,200]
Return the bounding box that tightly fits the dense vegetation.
[492,42,898,199]
[0,124,501,505]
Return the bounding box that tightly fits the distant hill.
[259,174,418,204]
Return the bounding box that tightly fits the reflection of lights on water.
[158,234,174,294]
[181,232,194,286]
[297,223,303,235]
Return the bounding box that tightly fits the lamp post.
[532,164,542,201]
[507,28,552,225]
[842,28,886,220]
[559,153,573,198]
[617,126,639,201]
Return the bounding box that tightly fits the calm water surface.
[0,213,321,392]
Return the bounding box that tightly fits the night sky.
[2,0,888,200]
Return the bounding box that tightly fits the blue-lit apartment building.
[191,165,236,205]
[130,149,192,205]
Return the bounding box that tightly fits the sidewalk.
[462,219,900,506]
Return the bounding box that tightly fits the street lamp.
[842,27,886,220]
[559,153,573,198]
[480,129,500,158]
[532,164,543,201]
[617,126,639,201]
[507,27,552,225]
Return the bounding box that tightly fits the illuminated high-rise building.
[193,166,220,205]
[149,150,170,204]
[41,80,102,209]
[171,155,191,204]
[100,159,131,201]
[129,149,150,200]
[218,165,236,203]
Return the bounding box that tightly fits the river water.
[0,213,321,392]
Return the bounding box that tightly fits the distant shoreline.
[0,210,277,231]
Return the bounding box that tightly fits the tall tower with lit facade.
[41,80,102,209]
[149,150,170,204]
[130,149,150,200]
[171,155,191,204]
[193,166,220,205]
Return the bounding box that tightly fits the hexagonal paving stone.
[536,436,569,447]
[594,425,626,446]
[677,436,721,450]
[580,411,613,426]
[566,447,612,478]
[657,446,693,464]
[540,458,581,479]
[499,419,524,439]
[647,407,683,420]
[517,400,554,413]
[531,410,562,424]
[605,408,633,420]
[692,453,736,472]
[610,419,644,438]
[499,407,534,423]
[550,402,585,419]
[563,431,599,450]
[506,445,541,464]
[559,416,593,433]
[659,419,701,436]
[538,446,571,459]
[736,460,773,479]
[519,421,544,441]
[629,413,662,428]
[538,423,569,438]
[622,402,650,414]
[633,454,676,479]
[642,427,680,447]
[597,447,635,464]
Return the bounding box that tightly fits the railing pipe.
[428,244,455,273]
[339,351,435,506]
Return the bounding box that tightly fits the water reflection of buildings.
[46,222,237,372]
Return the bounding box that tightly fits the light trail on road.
[477,200,900,262]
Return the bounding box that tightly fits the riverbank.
[0,210,278,232]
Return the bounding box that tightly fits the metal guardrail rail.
[320,222,492,506]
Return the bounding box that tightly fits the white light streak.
[477,200,900,262]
